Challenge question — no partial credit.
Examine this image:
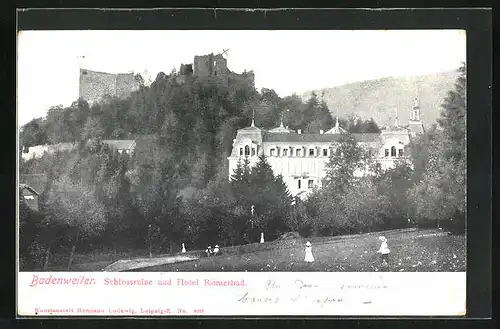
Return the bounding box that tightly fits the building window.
[245,145,250,156]
[296,149,301,157]
[385,149,389,157]
[283,149,288,156]
[298,179,301,189]
[398,149,404,157]
[252,148,256,156]
[240,148,243,156]
[309,149,315,156]
[308,180,314,189]
[277,148,281,157]
[391,146,396,157]
[270,148,275,156]
[323,149,328,157]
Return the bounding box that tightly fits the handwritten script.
[239,278,388,308]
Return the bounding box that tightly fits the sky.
[17,29,466,126]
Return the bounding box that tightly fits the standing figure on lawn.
[377,236,390,266]
[181,243,186,253]
[304,241,314,263]
[213,245,220,256]
[205,246,213,257]
[260,232,265,244]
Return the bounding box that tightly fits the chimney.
[298,129,302,134]
[320,129,324,134]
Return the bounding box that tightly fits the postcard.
[17,27,467,317]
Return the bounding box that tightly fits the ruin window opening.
[283,149,288,156]
[245,145,250,156]
[309,149,315,156]
[240,148,243,156]
[391,146,396,157]
[323,149,328,157]
[308,180,314,189]
[270,148,276,156]
[298,180,301,189]
[385,149,389,157]
[398,149,404,157]
[251,148,256,156]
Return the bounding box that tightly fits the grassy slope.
[130,229,465,272]
[301,70,460,127]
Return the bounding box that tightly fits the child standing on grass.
[304,241,314,263]
[377,236,390,265]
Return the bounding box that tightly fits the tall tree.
[437,62,466,162]
[45,176,107,270]
[248,155,293,239]
[407,63,466,231]
[323,133,368,194]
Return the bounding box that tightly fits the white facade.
[228,101,424,198]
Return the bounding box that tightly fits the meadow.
[129,228,465,272]
[30,228,465,272]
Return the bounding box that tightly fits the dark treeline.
[19,65,465,270]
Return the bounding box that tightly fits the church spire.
[335,106,339,128]
[412,97,421,121]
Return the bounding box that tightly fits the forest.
[19,64,466,270]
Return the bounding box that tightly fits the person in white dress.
[377,236,390,265]
[213,245,220,256]
[181,243,186,253]
[260,232,265,243]
[304,241,314,262]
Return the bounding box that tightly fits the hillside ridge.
[301,70,460,127]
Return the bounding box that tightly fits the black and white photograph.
[18,29,466,274]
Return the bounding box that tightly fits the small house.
[19,184,40,212]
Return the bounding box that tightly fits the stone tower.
[407,97,425,136]
[193,53,228,79]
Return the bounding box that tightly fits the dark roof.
[19,184,40,196]
[408,123,425,135]
[381,125,409,133]
[239,126,263,132]
[262,132,380,143]
[102,140,136,150]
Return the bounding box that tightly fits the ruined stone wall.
[193,54,228,78]
[115,73,139,99]
[79,69,139,104]
[228,70,255,89]
[79,69,116,104]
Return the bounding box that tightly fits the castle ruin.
[79,51,255,103]
[178,52,255,88]
[79,69,141,104]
